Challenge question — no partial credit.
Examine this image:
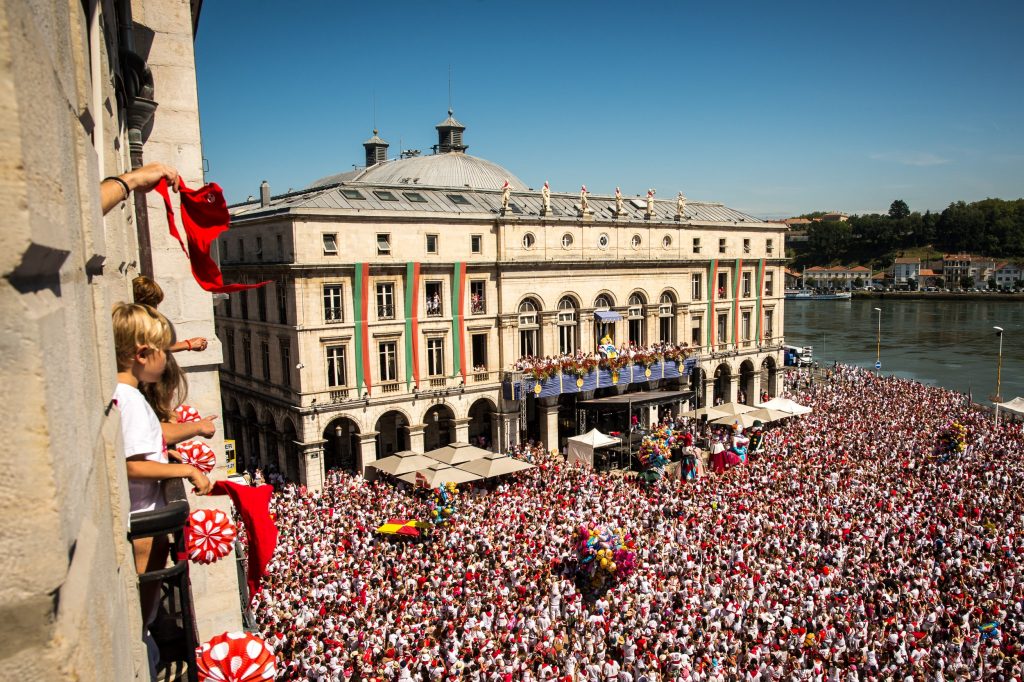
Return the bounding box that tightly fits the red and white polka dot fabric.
[187,509,237,565]
[178,440,216,474]
[196,631,276,681]
[175,404,202,423]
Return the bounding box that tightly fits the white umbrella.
[756,397,812,416]
[747,407,793,423]
[456,456,535,478]
[711,412,762,429]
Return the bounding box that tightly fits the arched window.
[627,294,645,346]
[594,294,615,347]
[659,292,676,343]
[518,299,540,357]
[594,294,612,310]
[557,297,578,354]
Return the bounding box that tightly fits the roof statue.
[501,179,511,212]
[579,185,590,216]
[615,187,624,217]
[541,181,551,215]
[646,189,655,218]
[676,191,687,220]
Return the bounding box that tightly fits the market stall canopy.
[756,397,813,416]
[997,397,1024,417]
[397,465,482,487]
[376,519,430,537]
[367,452,440,476]
[456,454,535,478]
[566,429,621,468]
[424,442,492,465]
[747,407,793,423]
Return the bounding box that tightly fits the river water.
[784,298,1023,402]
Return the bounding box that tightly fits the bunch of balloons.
[938,421,968,456]
[573,523,637,595]
[637,435,670,481]
[430,481,458,524]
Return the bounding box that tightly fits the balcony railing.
[330,389,350,402]
[471,298,486,315]
[428,377,447,388]
[324,308,344,324]
[381,382,401,394]
[377,304,395,319]
[425,300,443,317]
[128,478,199,682]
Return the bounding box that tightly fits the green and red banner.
[733,258,743,346]
[451,262,467,380]
[707,259,718,349]
[404,262,421,390]
[756,258,766,341]
[352,263,371,393]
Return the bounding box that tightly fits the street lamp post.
[873,307,882,371]
[993,326,1004,427]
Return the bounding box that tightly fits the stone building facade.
[218,119,788,490]
[2,1,238,678]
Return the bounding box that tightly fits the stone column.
[490,413,501,452]
[358,432,379,475]
[301,439,327,492]
[749,372,761,405]
[541,311,558,356]
[703,377,715,408]
[452,417,472,444]
[539,404,561,453]
[408,423,426,453]
[727,373,738,404]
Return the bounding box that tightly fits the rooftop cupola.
[434,109,467,154]
[362,129,389,167]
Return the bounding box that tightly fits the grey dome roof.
[309,152,527,191]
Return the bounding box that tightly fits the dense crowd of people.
[251,365,1024,680]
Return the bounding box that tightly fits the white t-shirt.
[115,383,168,513]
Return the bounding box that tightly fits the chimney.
[260,180,270,207]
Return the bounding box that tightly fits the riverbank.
[851,290,1024,301]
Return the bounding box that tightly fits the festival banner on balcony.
[707,259,718,349]
[405,262,421,390]
[756,258,766,341]
[451,262,468,380]
[733,258,743,346]
[352,263,371,393]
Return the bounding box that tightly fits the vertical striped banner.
[352,263,372,393]
[451,262,468,380]
[756,259,766,342]
[707,260,718,349]
[733,259,743,346]
[404,262,421,390]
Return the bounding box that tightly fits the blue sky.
[194,1,1024,218]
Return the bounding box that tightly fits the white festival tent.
[996,397,1024,418]
[566,429,620,468]
[756,397,813,416]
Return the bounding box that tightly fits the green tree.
[987,277,997,290]
[807,220,853,263]
[960,276,975,289]
[889,199,910,221]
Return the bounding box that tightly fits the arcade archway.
[713,363,733,405]
[739,360,756,405]
[467,398,496,449]
[375,410,410,457]
[323,417,360,472]
[761,356,780,400]
[423,404,455,451]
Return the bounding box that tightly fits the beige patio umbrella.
[713,402,757,416]
[423,442,492,465]
[710,412,762,429]
[746,407,794,423]
[397,464,483,487]
[456,455,535,479]
[682,406,730,420]
[367,451,441,476]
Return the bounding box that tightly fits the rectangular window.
[766,238,774,255]
[242,333,253,376]
[323,284,344,323]
[404,192,427,203]
[326,345,347,387]
[256,236,263,261]
[719,238,727,254]
[224,293,233,318]
[226,331,236,371]
[741,311,752,341]
[743,238,750,254]
[276,234,284,260]
[279,340,291,388]
[260,340,270,380]
[717,313,729,344]
[764,271,774,296]
[379,341,397,382]
[742,272,752,298]
[374,190,397,201]
[471,333,488,371]
[471,234,483,254]
[257,286,267,322]
[240,290,249,320]
[691,318,702,347]
[427,338,444,377]
[376,282,395,319]
[425,281,443,317]
[470,280,486,314]
[718,272,728,298]
[765,309,775,341]
[426,234,439,254]
[447,193,470,205]
[691,273,702,301]
[341,189,365,200]
[558,312,576,355]
[660,315,674,344]
[237,238,244,260]
[376,233,391,256]
[277,281,288,324]
[692,238,701,254]
[322,233,338,255]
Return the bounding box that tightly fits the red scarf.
[155,178,270,293]
[210,481,278,601]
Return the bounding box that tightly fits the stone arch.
[467,397,497,450]
[761,355,780,399]
[281,417,300,482]
[516,294,546,312]
[739,359,757,405]
[593,291,616,308]
[713,362,733,405]
[626,289,649,306]
[375,409,411,457]
[659,288,679,304]
[423,403,457,451]
[323,416,361,472]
